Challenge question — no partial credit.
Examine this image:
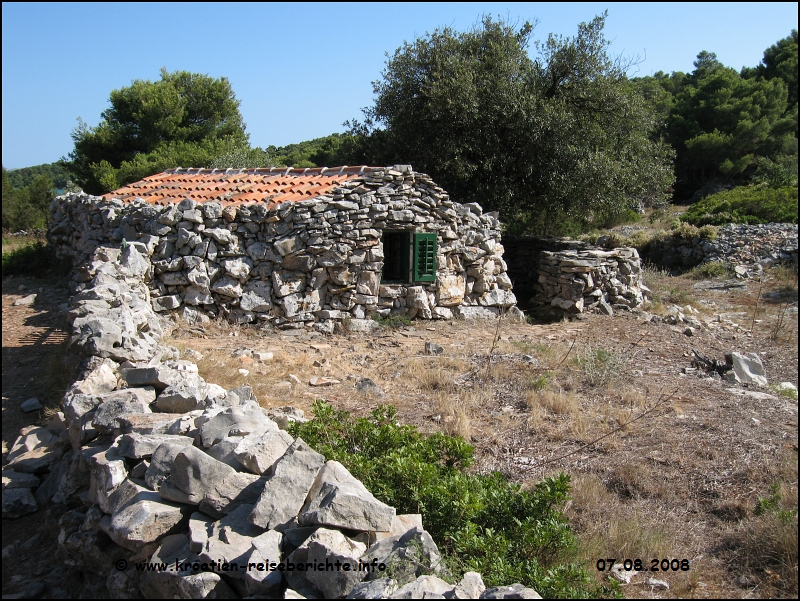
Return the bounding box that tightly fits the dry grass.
[566,471,680,553]
[718,450,798,598]
[643,264,702,313]
[574,342,629,388]
[395,355,469,395]
[1,234,42,255]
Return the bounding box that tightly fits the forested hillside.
[6,161,71,190]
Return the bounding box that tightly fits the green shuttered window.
[381,231,437,284]
[413,232,437,282]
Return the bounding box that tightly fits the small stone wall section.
[49,166,519,330]
[2,245,541,599]
[633,223,798,269]
[503,237,647,315]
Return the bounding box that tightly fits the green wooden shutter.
[413,233,437,282]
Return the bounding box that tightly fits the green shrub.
[371,313,413,329]
[599,209,642,229]
[624,230,656,251]
[688,261,728,280]
[2,240,71,277]
[682,185,798,226]
[698,224,719,240]
[290,401,616,598]
[530,372,552,391]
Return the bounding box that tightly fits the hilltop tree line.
[4,17,797,234]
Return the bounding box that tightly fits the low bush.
[681,185,798,226]
[688,261,729,280]
[2,240,71,277]
[290,401,618,598]
[370,313,413,329]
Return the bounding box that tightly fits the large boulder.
[287,527,368,598]
[159,446,237,505]
[299,460,396,532]
[249,438,325,530]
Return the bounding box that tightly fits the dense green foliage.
[289,401,618,598]
[6,161,71,190]
[638,30,798,199]
[681,185,798,225]
[346,14,675,234]
[267,133,356,168]
[2,166,55,231]
[67,68,266,194]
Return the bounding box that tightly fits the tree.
[67,68,256,194]
[2,166,54,231]
[666,49,795,195]
[743,29,798,109]
[349,14,674,234]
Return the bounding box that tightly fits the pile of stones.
[49,166,520,331]
[531,247,647,315]
[640,223,798,269]
[2,245,541,599]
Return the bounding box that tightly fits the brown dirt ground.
[2,267,797,599]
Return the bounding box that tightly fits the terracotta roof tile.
[104,166,383,205]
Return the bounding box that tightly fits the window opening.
[381,231,437,284]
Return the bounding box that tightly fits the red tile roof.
[103,166,382,206]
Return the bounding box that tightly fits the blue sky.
[2,2,797,169]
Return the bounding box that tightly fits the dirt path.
[1,275,80,599]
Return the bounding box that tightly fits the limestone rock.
[392,574,453,599]
[480,583,543,599]
[347,578,399,599]
[116,432,195,459]
[234,428,294,475]
[362,527,445,585]
[199,405,279,448]
[249,438,325,530]
[138,534,237,599]
[195,504,284,597]
[300,460,396,532]
[424,342,444,355]
[726,352,768,386]
[145,441,198,491]
[159,446,237,505]
[266,406,307,429]
[198,471,265,518]
[156,376,208,413]
[102,487,191,551]
[117,413,187,435]
[1,470,40,491]
[452,572,486,599]
[20,397,42,412]
[287,527,368,598]
[122,365,184,390]
[2,488,38,518]
[13,293,37,306]
[92,390,153,433]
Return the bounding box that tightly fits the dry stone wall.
[2,245,541,599]
[636,223,799,269]
[503,237,648,316]
[49,166,520,331]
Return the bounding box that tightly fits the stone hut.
[49,165,519,331]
